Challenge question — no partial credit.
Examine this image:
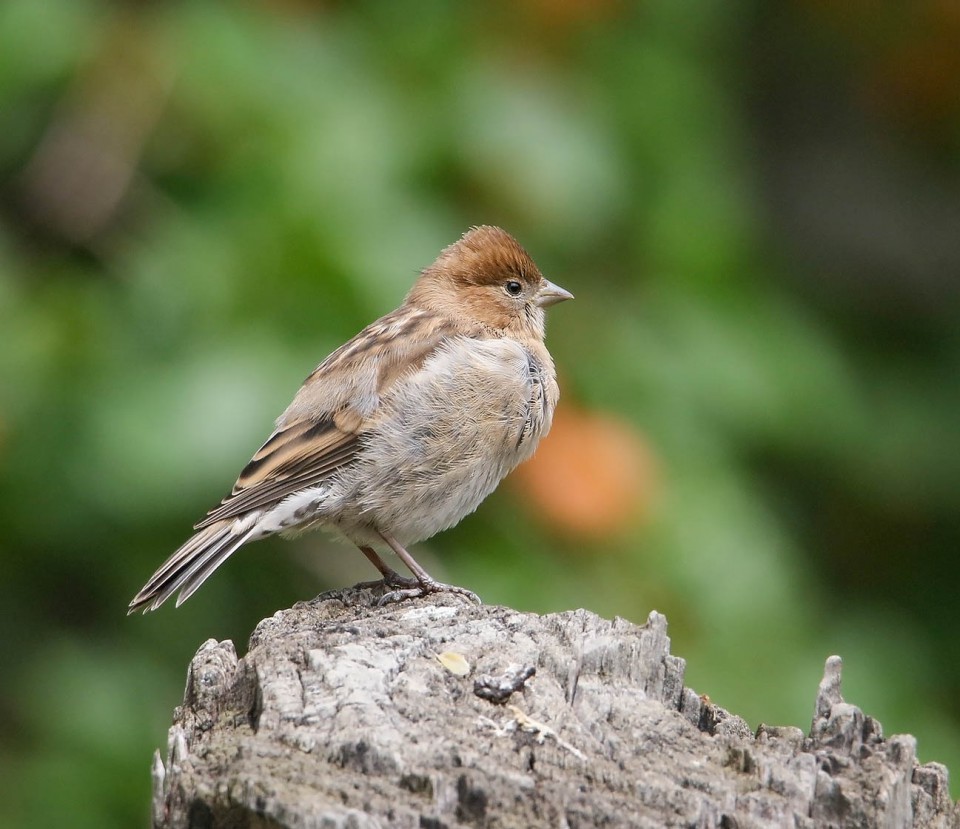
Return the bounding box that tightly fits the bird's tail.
[128,520,258,614]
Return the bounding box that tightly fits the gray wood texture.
[152,587,957,828]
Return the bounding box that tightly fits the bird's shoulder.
[279,305,494,426]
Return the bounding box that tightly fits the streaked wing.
[194,420,359,529]
[195,308,467,531]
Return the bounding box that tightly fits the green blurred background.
[2,0,959,825]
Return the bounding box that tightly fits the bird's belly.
[362,452,510,543]
[331,337,553,543]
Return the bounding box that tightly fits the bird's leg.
[375,531,481,606]
[354,545,420,590]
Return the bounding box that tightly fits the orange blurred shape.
[510,405,657,542]
[520,0,625,28]
[798,0,960,129]
[869,32,960,128]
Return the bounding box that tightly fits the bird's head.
[407,226,573,339]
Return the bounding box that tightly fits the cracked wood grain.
[151,586,958,829]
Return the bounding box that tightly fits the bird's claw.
[356,569,421,592]
[377,579,481,607]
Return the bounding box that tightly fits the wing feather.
[194,423,359,529]
[193,312,464,531]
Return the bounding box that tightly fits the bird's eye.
[505,280,523,297]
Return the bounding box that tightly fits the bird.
[128,225,573,613]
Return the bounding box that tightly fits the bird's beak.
[536,279,574,308]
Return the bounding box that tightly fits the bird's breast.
[392,335,556,462]
[338,335,558,542]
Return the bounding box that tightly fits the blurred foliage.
[2,0,960,825]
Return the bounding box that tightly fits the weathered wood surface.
[152,586,957,828]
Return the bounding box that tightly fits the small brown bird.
[129,226,572,613]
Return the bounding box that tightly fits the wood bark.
[151,586,958,828]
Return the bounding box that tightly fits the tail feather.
[128,521,257,614]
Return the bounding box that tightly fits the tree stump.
[151,586,958,828]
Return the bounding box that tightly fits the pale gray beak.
[536,279,574,308]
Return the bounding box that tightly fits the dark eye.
[505,280,523,297]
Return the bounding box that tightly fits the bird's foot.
[355,568,420,592]
[378,578,481,607]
